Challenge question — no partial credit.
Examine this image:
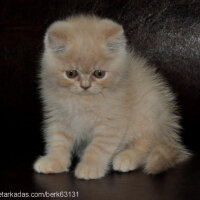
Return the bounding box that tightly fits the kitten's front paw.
[75,162,106,180]
[33,156,70,174]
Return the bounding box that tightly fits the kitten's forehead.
[65,51,106,73]
[64,37,110,73]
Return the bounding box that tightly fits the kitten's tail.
[144,142,191,174]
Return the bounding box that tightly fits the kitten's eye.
[93,70,106,79]
[65,70,78,79]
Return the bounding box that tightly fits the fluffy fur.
[33,15,190,179]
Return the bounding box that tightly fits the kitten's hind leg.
[144,142,191,174]
[113,139,148,172]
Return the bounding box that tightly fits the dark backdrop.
[0,0,200,166]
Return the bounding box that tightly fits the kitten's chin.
[70,88,101,95]
[80,90,101,95]
[80,90,93,95]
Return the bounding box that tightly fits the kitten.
[33,15,191,179]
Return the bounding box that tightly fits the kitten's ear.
[45,34,65,53]
[101,19,126,53]
[44,21,68,53]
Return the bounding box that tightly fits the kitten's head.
[42,15,128,95]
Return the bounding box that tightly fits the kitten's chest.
[69,110,94,135]
[65,99,100,135]
[63,95,124,136]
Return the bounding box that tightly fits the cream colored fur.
[33,15,191,179]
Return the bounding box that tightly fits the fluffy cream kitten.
[34,15,190,179]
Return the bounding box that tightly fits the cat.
[33,15,191,180]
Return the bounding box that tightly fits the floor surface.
[1,156,200,200]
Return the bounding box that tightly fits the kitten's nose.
[81,85,91,90]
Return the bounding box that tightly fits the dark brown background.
[0,0,200,199]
